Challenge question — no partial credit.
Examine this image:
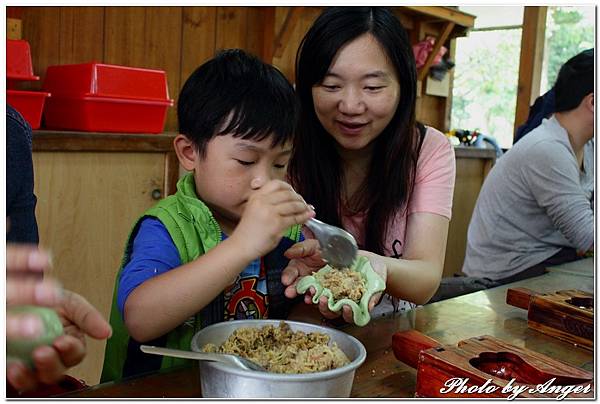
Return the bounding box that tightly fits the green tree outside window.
[451,6,594,149]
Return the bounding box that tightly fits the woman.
[282,7,455,323]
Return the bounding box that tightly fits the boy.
[101,49,314,381]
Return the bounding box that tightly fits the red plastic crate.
[44,62,170,100]
[42,62,173,133]
[7,90,50,130]
[7,39,39,81]
[43,95,171,133]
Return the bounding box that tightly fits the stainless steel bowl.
[190,319,366,398]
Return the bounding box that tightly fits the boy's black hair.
[554,48,594,113]
[178,49,299,156]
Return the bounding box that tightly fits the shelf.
[397,7,476,87]
[453,145,496,160]
[32,130,176,153]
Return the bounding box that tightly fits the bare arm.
[124,180,314,342]
[297,212,449,308]
[383,212,449,304]
[124,237,254,342]
[281,212,447,318]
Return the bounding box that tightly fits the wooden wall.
[16,6,451,133]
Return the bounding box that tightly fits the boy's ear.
[173,134,199,171]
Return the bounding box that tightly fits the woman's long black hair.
[288,7,420,256]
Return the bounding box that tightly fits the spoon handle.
[141,345,223,363]
[305,218,327,238]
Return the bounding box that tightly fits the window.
[540,6,595,94]
[450,6,595,149]
[451,6,524,149]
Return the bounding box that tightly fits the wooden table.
[546,257,594,278]
[62,269,594,398]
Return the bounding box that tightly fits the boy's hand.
[230,180,314,260]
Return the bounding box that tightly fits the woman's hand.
[358,251,388,311]
[6,244,112,392]
[282,242,388,325]
[8,290,112,391]
[281,239,326,299]
[282,239,346,319]
[6,244,62,308]
[319,251,387,324]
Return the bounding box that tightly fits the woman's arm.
[283,212,449,308]
[281,213,447,321]
[383,212,449,304]
[382,129,454,304]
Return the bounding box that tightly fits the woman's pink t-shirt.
[342,127,456,258]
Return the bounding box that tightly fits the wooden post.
[443,38,457,132]
[513,6,547,141]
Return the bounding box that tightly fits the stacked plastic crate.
[7,39,51,129]
[42,62,174,133]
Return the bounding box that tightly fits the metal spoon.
[140,345,267,372]
[305,218,358,268]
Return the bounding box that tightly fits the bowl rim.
[190,319,366,381]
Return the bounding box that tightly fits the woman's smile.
[336,120,369,135]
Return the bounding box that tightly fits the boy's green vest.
[100,173,301,382]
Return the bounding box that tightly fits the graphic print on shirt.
[391,239,403,259]
[223,257,268,320]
